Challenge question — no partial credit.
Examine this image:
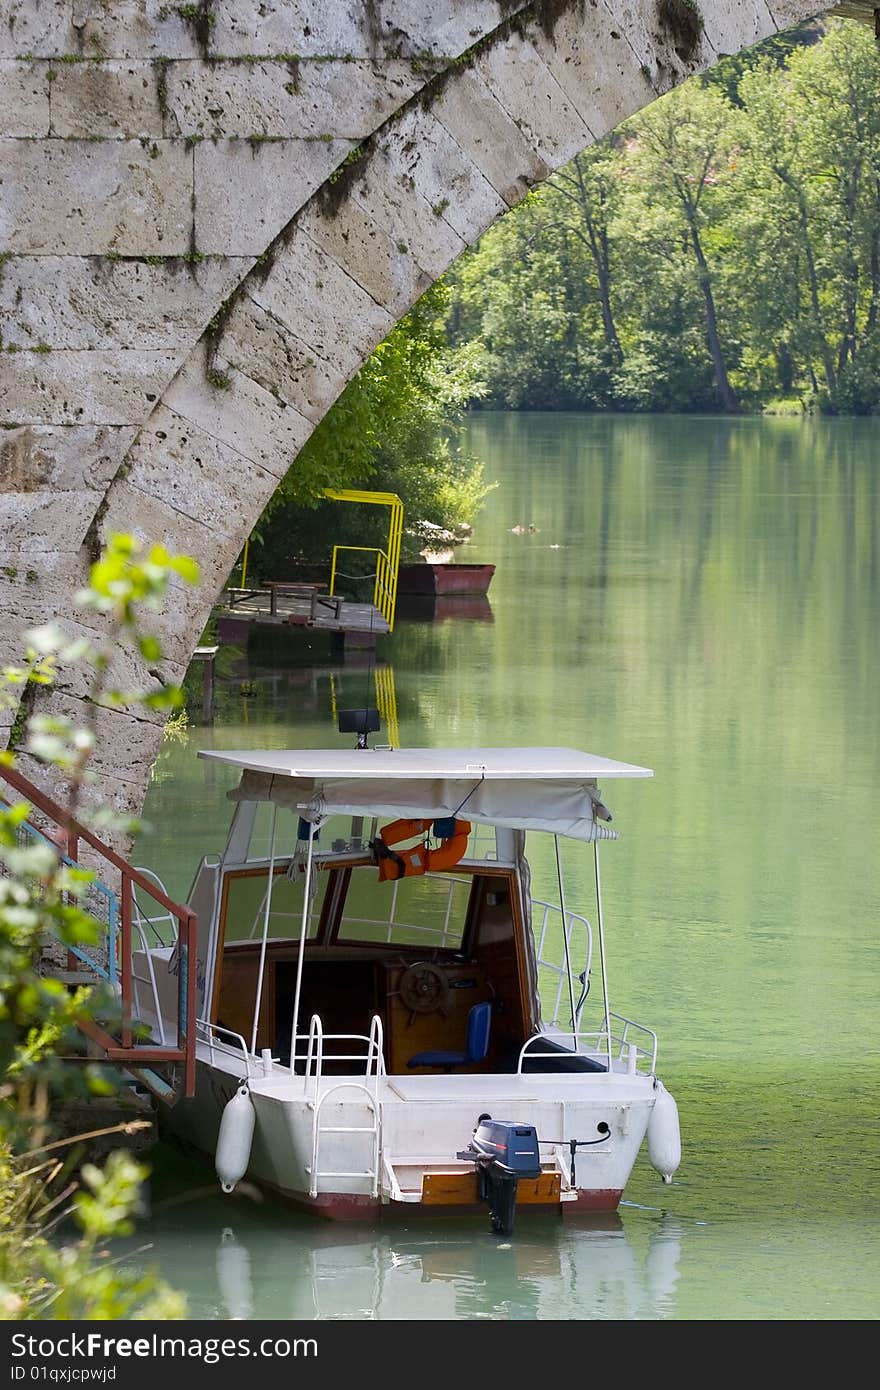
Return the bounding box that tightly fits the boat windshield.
[336,866,470,950]
[222,867,328,945]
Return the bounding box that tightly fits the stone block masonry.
[0,0,828,829]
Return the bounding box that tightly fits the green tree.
[443,19,880,417]
[249,285,495,572]
[619,82,740,412]
[737,24,880,407]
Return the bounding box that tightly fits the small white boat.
[133,725,680,1231]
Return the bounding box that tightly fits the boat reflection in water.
[396,592,495,623]
[134,1189,681,1320]
[213,1210,682,1321]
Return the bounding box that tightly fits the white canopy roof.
[200,747,653,843]
[199,746,651,781]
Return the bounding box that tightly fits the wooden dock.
[216,583,390,650]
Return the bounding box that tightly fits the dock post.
[194,645,219,722]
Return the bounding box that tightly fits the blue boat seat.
[407,1001,492,1070]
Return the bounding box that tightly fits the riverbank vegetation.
[246,284,495,576]
[446,20,880,417]
[0,537,192,1317]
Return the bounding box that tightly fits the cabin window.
[336,866,470,949]
[221,866,328,945]
[243,801,280,862]
[468,823,499,861]
[245,806,375,863]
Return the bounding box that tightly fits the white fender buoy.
[216,1084,256,1194]
[647,1079,681,1183]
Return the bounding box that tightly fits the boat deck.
[242,1067,648,1103]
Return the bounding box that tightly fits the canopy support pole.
[250,803,278,1054]
[593,840,614,1074]
[290,819,322,1070]
[554,835,578,1036]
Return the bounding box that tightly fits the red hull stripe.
[264,1187,623,1222]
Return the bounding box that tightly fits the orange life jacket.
[375,818,472,882]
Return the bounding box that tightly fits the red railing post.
[181,911,198,1098]
[120,871,133,1049]
[65,830,80,975]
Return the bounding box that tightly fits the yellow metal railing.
[324,489,403,632]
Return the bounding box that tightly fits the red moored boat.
[397,563,495,596]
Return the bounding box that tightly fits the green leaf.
[167,555,200,584]
[138,635,164,662]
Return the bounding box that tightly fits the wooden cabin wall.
[470,875,532,1066]
[215,948,274,1052]
[384,961,491,1073]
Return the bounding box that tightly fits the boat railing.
[606,1013,658,1074]
[130,915,168,1047]
[0,794,119,986]
[296,1013,384,1199]
[196,1018,253,1080]
[532,898,593,1030]
[131,866,179,947]
[517,1014,657,1076]
[293,1013,386,1102]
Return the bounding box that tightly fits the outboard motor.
[457,1114,541,1237]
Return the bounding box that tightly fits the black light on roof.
[338,708,381,749]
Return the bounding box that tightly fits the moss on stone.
[155,58,172,123]
[284,57,302,96]
[163,2,216,61]
[327,143,364,185]
[534,0,586,45]
[657,0,704,58]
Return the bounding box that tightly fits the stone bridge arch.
[0,0,863,819]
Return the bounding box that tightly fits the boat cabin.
[211,813,545,1077]
[153,743,652,1085]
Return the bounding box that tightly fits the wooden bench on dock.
[216,579,387,649]
[265,581,343,623]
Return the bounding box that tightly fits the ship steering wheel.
[398,962,451,1018]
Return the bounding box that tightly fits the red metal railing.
[0,761,197,1100]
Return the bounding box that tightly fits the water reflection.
[396,593,495,623]
[135,1174,681,1321]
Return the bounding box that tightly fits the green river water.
[131,413,879,1321]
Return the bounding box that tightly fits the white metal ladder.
[306,1081,382,1199]
[301,1014,384,1199]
